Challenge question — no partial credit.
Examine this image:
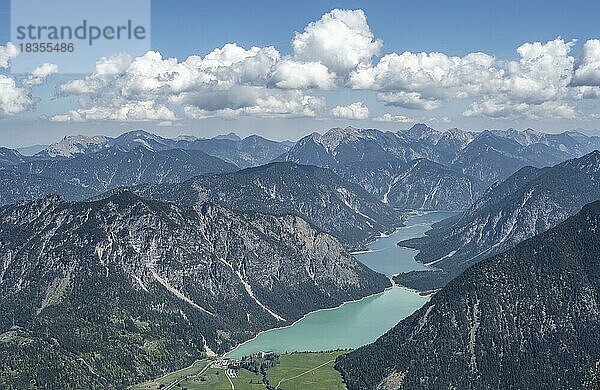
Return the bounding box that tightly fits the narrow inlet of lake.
[226,211,455,359]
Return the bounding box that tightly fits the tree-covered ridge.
[395,150,600,290]
[336,200,600,390]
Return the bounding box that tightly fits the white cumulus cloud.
[0,76,33,116]
[45,8,600,123]
[350,37,585,119]
[463,38,577,119]
[373,113,413,123]
[292,9,382,75]
[271,60,335,89]
[183,89,324,119]
[376,91,442,110]
[50,101,177,122]
[0,43,57,117]
[463,99,577,120]
[573,39,600,86]
[54,41,331,121]
[0,43,18,69]
[60,53,132,94]
[24,63,59,87]
[330,101,369,119]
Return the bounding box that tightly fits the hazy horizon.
[3,120,600,149]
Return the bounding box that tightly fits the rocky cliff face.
[336,201,600,390]
[0,192,389,387]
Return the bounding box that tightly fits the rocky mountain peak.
[403,123,441,141]
[315,126,365,151]
[439,127,475,144]
[42,134,110,158]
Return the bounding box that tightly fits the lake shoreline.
[225,284,408,358]
[224,211,456,359]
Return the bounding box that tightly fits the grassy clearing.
[132,350,349,390]
[266,351,348,390]
[231,368,265,389]
[175,368,232,389]
[130,359,210,389]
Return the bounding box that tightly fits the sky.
[1,0,600,147]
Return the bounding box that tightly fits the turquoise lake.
[226,211,455,359]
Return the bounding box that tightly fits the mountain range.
[16,146,238,193]
[336,200,600,390]
[1,124,600,388]
[3,126,599,211]
[395,150,600,290]
[0,131,295,206]
[0,147,26,166]
[35,130,291,168]
[281,125,600,188]
[0,191,389,388]
[278,125,473,167]
[0,147,239,205]
[122,162,403,248]
[0,169,98,205]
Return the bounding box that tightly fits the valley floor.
[132,351,348,390]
